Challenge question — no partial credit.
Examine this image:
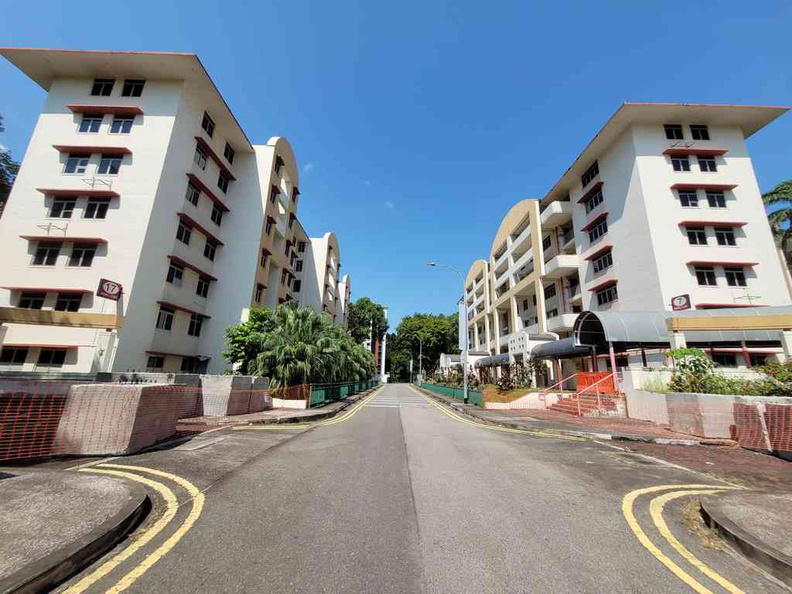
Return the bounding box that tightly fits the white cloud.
[0,143,7,152]
[385,201,395,209]
[302,162,315,174]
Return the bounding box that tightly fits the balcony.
[562,229,575,248]
[540,201,574,229]
[546,313,578,333]
[544,254,580,279]
[567,283,582,303]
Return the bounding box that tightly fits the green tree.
[222,307,276,374]
[763,180,792,270]
[347,297,388,344]
[0,114,20,217]
[385,312,460,381]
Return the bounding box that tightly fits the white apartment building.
[0,48,353,375]
[466,103,791,370]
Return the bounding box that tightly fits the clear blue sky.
[1,1,790,330]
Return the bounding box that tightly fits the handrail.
[539,372,578,396]
[578,372,615,394]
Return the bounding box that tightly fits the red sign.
[97,278,123,301]
[671,294,691,311]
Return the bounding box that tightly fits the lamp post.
[407,333,424,383]
[427,261,468,404]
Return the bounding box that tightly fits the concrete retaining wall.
[484,391,562,410]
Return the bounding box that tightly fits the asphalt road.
[59,384,787,593]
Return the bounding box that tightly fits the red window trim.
[686,260,757,267]
[53,144,131,156]
[695,303,766,310]
[3,286,93,294]
[194,137,236,180]
[663,148,728,157]
[671,183,738,191]
[21,235,107,244]
[37,188,120,198]
[185,173,229,213]
[679,220,747,228]
[577,181,604,204]
[583,244,613,261]
[156,300,211,319]
[580,212,608,232]
[66,104,144,117]
[176,213,224,246]
[167,255,217,281]
[588,279,618,292]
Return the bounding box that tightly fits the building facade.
[465,103,791,369]
[0,48,352,375]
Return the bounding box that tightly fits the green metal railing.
[309,379,378,407]
[420,382,483,407]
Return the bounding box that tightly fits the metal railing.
[309,379,378,407]
[420,382,483,407]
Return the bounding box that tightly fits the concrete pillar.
[474,324,480,349]
[510,295,520,333]
[781,331,792,362]
[670,332,687,349]
[534,278,547,334]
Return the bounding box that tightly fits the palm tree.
[763,180,792,268]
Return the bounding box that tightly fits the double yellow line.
[65,463,204,593]
[622,484,744,594]
[234,386,384,431]
[408,385,585,441]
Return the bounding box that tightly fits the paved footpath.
[56,384,787,593]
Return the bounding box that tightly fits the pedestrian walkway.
[365,389,433,409]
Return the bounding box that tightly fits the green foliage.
[347,297,388,344]
[224,304,375,386]
[667,348,791,396]
[763,180,792,266]
[386,312,460,382]
[0,114,20,213]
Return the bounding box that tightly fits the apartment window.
[196,276,210,298]
[91,78,115,96]
[547,308,559,318]
[186,183,200,206]
[79,116,102,133]
[38,349,66,367]
[725,266,747,287]
[265,220,272,235]
[85,198,110,219]
[592,250,613,273]
[664,124,683,140]
[180,357,197,373]
[147,356,164,370]
[522,298,529,310]
[695,266,717,286]
[581,161,599,187]
[298,241,306,253]
[110,117,134,134]
[194,146,208,170]
[224,143,235,164]
[64,154,90,174]
[715,227,737,246]
[188,313,204,337]
[542,236,552,250]
[750,354,767,367]
[584,188,604,214]
[98,155,122,175]
[217,172,230,194]
[293,279,302,292]
[690,125,710,141]
[274,156,284,175]
[166,262,184,285]
[295,259,303,272]
[0,347,28,365]
[706,191,726,208]
[69,244,97,267]
[686,226,707,246]
[201,112,215,137]
[32,242,61,266]
[18,292,46,309]
[671,155,691,172]
[210,205,223,226]
[177,221,192,245]
[156,307,174,331]
[712,353,737,367]
[596,284,618,306]
[260,249,268,267]
[543,284,557,300]
[533,295,537,306]
[121,79,145,97]
[55,292,83,312]
[50,196,76,219]
[255,283,264,303]
[204,239,217,261]
[588,219,608,243]
[270,186,279,204]
[679,190,699,207]
[698,155,717,172]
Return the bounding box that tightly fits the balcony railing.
[562,229,574,245]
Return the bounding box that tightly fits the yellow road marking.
[64,469,179,593]
[408,385,584,440]
[233,386,383,431]
[622,484,741,594]
[96,464,205,593]
[650,489,745,594]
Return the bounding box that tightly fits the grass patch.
[482,384,537,403]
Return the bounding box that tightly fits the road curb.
[700,493,792,587]
[0,478,150,594]
[245,388,377,426]
[415,386,704,445]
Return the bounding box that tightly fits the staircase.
[547,392,621,417]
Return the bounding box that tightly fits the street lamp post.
[427,261,469,404]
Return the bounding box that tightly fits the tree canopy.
[763,180,792,269]
[347,297,388,344]
[224,304,375,387]
[0,114,20,217]
[385,312,459,382]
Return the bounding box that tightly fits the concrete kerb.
[700,493,792,587]
[243,387,378,426]
[0,475,150,594]
[415,386,704,446]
